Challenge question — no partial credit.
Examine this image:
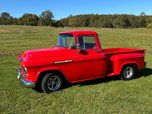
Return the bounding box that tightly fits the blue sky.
[0,0,152,20]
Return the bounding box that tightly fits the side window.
[56,34,75,47]
[78,35,96,49]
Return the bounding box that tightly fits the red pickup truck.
[17,30,146,93]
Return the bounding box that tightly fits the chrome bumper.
[17,68,35,88]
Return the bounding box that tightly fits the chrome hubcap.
[47,75,61,91]
[123,67,133,78]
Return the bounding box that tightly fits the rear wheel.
[121,65,136,80]
[41,73,62,93]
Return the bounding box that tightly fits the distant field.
[0,25,152,114]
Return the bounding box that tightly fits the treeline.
[0,10,62,27]
[0,10,152,28]
[61,13,152,28]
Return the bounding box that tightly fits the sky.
[0,0,152,20]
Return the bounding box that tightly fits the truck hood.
[23,47,69,60]
[18,47,76,67]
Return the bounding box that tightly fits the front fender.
[36,67,70,83]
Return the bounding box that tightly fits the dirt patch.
[0,29,10,33]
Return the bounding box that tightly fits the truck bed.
[103,48,145,77]
[103,48,145,55]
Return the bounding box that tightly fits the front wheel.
[121,65,136,80]
[41,73,62,93]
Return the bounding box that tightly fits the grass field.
[0,25,152,114]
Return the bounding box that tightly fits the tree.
[19,13,39,26]
[39,10,54,26]
[128,16,139,28]
[68,16,79,27]
[113,18,121,28]
[52,20,63,27]
[140,12,146,17]
[0,12,11,25]
[1,12,11,19]
[100,17,113,28]
[11,17,18,25]
[112,15,131,28]
[60,18,68,27]
[139,17,147,27]
[120,15,131,28]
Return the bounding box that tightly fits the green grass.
[0,25,152,114]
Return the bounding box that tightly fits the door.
[75,35,106,81]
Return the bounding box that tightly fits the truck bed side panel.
[103,48,145,55]
[108,53,145,76]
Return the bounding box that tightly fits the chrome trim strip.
[53,60,73,64]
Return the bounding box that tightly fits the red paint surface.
[18,30,145,84]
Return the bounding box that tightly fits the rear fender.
[120,62,138,72]
[110,53,144,75]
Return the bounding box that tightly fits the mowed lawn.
[0,25,152,114]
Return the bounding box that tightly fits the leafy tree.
[100,17,113,28]
[1,12,11,19]
[19,13,39,26]
[60,18,68,26]
[0,12,11,25]
[112,16,121,28]
[128,16,139,28]
[139,17,147,27]
[52,20,63,27]
[11,17,18,25]
[140,12,146,17]
[120,15,131,28]
[39,10,54,26]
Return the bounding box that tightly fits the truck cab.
[17,30,146,93]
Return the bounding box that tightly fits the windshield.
[56,34,75,48]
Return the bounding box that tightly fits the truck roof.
[60,30,97,36]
